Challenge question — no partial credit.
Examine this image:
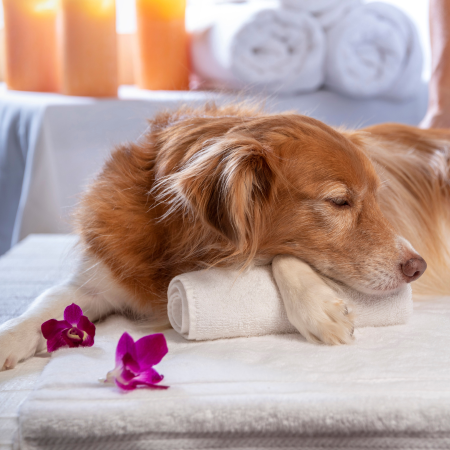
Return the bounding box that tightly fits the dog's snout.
[401,257,427,282]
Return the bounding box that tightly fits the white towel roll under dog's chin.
[189,1,325,94]
[168,265,412,341]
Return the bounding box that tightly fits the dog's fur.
[1,104,450,369]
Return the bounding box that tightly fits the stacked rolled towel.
[189,0,423,100]
[324,2,423,99]
[168,265,412,341]
[280,0,362,29]
[189,1,326,94]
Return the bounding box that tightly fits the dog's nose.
[401,257,427,282]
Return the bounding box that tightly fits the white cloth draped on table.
[190,1,325,94]
[324,2,423,99]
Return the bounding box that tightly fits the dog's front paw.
[287,294,354,345]
[0,318,45,370]
[304,296,354,345]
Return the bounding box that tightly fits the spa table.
[1,234,450,450]
[0,82,428,256]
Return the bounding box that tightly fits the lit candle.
[59,0,118,97]
[118,33,135,86]
[0,28,4,82]
[3,0,59,92]
[135,0,189,90]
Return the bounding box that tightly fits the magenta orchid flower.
[103,332,169,391]
[41,303,96,352]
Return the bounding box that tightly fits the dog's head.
[154,111,426,294]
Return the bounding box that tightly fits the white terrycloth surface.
[280,0,361,29]
[19,304,450,449]
[167,266,412,341]
[0,235,77,450]
[324,2,423,99]
[190,1,325,94]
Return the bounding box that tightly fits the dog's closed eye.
[329,198,351,208]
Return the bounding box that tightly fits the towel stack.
[189,0,422,100]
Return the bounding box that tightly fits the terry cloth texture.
[167,266,412,341]
[324,2,423,99]
[190,1,325,94]
[280,0,361,29]
[0,234,77,450]
[19,302,450,450]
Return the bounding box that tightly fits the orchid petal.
[122,352,140,374]
[61,329,82,347]
[115,332,137,366]
[82,334,95,347]
[135,333,168,370]
[46,332,68,352]
[41,319,71,340]
[63,303,83,326]
[77,315,96,338]
[134,367,164,385]
[114,378,138,391]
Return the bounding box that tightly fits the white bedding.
[2,235,450,450]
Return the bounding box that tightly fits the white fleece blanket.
[324,2,423,99]
[19,303,450,449]
[167,265,412,341]
[190,1,325,94]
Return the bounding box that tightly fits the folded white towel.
[19,299,450,449]
[280,0,361,29]
[190,1,325,94]
[167,265,412,341]
[324,2,423,99]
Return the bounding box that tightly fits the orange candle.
[135,0,189,90]
[3,0,59,92]
[59,0,117,97]
[0,29,5,82]
[118,33,135,86]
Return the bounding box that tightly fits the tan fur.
[351,124,450,296]
[75,104,450,321]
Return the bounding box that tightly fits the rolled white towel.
[280,0,362,29]
[280,0,348,14]
[168,265,412,341]
[324,2,423,99]
[190,1,325,94]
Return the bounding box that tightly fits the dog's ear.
[157,134,275,251]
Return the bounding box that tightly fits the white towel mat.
[19,303,450,449]
[167,265,412,341]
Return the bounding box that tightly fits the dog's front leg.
[272,255,354,345]
[0,257,121,370]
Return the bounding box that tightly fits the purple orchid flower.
[41,303,96,352]
[104,332,169,391]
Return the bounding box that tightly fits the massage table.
[1,234,450,450]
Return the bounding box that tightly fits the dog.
[1,103,449,370]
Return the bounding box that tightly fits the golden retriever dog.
[1,104,449,369]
